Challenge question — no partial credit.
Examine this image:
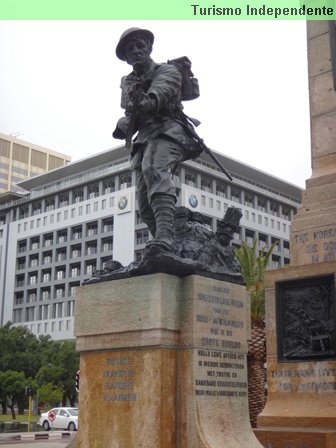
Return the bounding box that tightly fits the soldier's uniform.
[113,28,202,250]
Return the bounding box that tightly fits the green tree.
[235,239,275,322]
[38,383,63,409]
[36,340,79,406]
[0,323,41,378]
[0,371,26,419]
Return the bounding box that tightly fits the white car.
[38,407,78,431]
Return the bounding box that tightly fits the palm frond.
[234,240,275,322]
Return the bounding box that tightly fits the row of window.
[197,190,292,220]
[24,320,72,334]
[16,260,98,286]
[15,283,80,303]
[17,241,112,269]
[244,210,290,233]
[16,174,131,219]
[18,197,114,223]
[17,219,113,252]
[13,301,75,324]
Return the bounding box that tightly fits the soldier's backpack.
[167,56,200,101]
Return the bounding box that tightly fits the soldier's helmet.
[116,28,154,61]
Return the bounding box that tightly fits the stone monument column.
[255,21,336,448]
[74,273,263,447]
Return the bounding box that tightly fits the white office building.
[0,144,301,340]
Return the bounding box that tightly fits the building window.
[59,195,69,207]
[244,193,253,207]
[87,222,98,236]
[86,242,97,255]
[257,198,267,212]
[87,184,99,199]
[69,283,80,297]
[71,226,82,240]
[270,203,278,216]
[19,206,29,219]
[25,306,35,322]
[29,273,38,285]
[70,265,81,277]
[120,172,132,189]
[13,309,23,323]
[18,240,27,253]
[73,189,84,204]
[29,256,39,267]
[30,237,40,250]
[17,258,26,270]
[200,177,212,193]
[102,238,113,252]
[103,179,115,194]
[231,189,241,204]
[136,229,149,245]
[57,230,67,243]
[55,287,65,299]
[42,270,51,283]
[185,171,196,187]
[103,218,113,232]
[56,269,65,280]
[43,234,53,247]
[41,289,50,301]
[15,292,24,305]
[45,198,55,212]
[38,305,49,320]
[43,252,52,264]
[56,248,66,261]
[66,300,75,317]
[32,202,42,215]
[85,263,96,275]
[71,245,81,258]
[52,302,63,319]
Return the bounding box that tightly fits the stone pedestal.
[255,263,336,448]
[74,273,263,448]
[254,20,336,448]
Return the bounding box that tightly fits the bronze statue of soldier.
[113,28,203,254]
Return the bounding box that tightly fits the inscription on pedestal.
[293,227,336,263]
[269,365,336,394]
[102,356,137,402]
[194,283,248,399]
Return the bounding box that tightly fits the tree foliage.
[235,240,275,322]
[38,383,63,409]
[0,323,79,417]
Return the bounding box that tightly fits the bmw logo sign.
[188,194,198,208]
[118,196,128,210]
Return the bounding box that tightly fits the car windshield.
[67,409,78,416]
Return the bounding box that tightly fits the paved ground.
[0,432,76,447]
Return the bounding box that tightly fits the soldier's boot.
[146,193,176,252]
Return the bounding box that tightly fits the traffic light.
[25,386,32,396]
[75,370,80,392]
